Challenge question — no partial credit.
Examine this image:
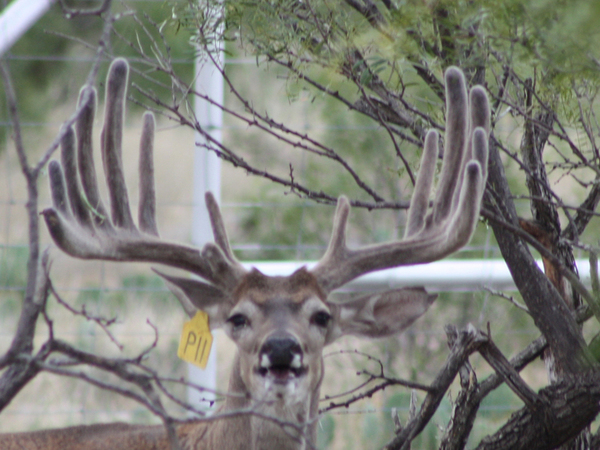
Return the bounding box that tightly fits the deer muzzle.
[257,335,306,384]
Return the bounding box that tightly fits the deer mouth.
[257,354,307,383]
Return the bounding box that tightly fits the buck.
[0,59,490,449]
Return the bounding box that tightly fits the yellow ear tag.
[177,311,213,369]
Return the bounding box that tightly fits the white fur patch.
[260,354,271,368]
[291,354,302,369]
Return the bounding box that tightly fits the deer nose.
[260,336,303,368]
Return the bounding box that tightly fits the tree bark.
[475,373,600,450]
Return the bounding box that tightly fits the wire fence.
[0,2,545,448]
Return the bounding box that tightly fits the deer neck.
[204,353,323,450]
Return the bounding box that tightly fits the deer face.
[222,269,331,405]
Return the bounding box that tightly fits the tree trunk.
[484,136,595,374]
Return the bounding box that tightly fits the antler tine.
[312,66,489,293]
[404,129,438,238]
[48,160,69,217]
[432,67,469,224]
[60,126,93,228]
[203,192,247,282]
[101,58,136,231]
[312,195,350,270]
[449,85,491,214]
[324,196,350,259]
[138,112,159,236]
[470,86,491,134]
[205,192,234,262]
[43,58,246,290]
[469,86,491,180]
[76,85,112,231]
[448,161,484,244]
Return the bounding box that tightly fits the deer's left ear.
[326,287,437,344]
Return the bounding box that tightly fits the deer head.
[41,58,489,449]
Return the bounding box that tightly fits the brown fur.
[233,267,327,305]
[0,423,169,450]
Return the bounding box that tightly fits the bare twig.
[49,283,123,351]
[483,286,529,313]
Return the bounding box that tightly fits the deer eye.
[311,311,331,328]
[227,313,249,329]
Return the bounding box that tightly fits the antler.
[42,58,246,290]
[312,67,490,293]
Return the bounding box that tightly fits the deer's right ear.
[153,269,232,328]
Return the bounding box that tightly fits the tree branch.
[475,372,600,450]
[384,325,488,450]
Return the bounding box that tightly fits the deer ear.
[153,269,231,328]
[326,287,437,344]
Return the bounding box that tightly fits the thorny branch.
[120,9,429,206]
[132,77,411,209]
[127,56,403,206]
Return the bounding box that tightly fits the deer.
[0,58,490,449]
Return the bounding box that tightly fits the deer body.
[0,59,490,449]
